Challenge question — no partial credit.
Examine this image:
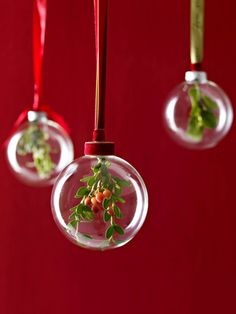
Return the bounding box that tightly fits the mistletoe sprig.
[187,85,219,140]
[68,158,130,241]
[17,123,55,178]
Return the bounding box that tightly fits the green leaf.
[202,95,218,109]
[85,210,94,220]
[81,211,87,219]
[104,211,111,222]
[114,225,124,235]
[108,183,114,191]
[88,176,97,186]
[68,220,78,228]
[75,187,89,198]
[106,226,114,239]
[80,176,91,182]
[92,162,102,173]
[69,205,79,212]
[112,177,130,187]
[101,175,108,185]
[113,195,126,203]
[82,205,93,211]
[76,203,85,214]
[80,205,94,220]
[80,175,97,186]
[202,109,218,129]
[69,212,77,219]
[114,205,122,219]
[187,115,204,140]
[103,198,111,209]
[188,86,201,102]
[115,185,122,195]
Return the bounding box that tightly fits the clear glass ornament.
[51,155,148,250]
[6,111,74,186]
[164,71,233,149]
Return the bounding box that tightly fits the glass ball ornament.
[164,71,233,149]
[6,111,74,186]
[51,155,148,250]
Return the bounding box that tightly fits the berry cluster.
[68,158,130,241]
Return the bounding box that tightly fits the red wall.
[1,1,236,313]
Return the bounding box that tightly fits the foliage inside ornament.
[17,123,55,178]
[68,158,130,242]
[187,85,219,140]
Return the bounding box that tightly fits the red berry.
[107,209,114,216]
[85,197,91,206]
[103,189,112,199]
[96,192,104,203]
[92,205,99,214]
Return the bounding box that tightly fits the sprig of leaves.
[68,203,94,228]
[187,85,218,140]
[68,158,130,241]
[17,123,55,178]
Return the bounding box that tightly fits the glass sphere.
[164,71,233,149]
[51,155,148,250]
[6,112,74,186]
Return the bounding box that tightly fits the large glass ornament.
[164,71,233,149]
[6,111,74,186]
[51,0,148,250]
[51,155,148,250]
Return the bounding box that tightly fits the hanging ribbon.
[93,0,108,141]
[33,0,47,110]
[3,0,70,148]
[190,0,204,71]
[32,0,70,132]
[85,0,114,155]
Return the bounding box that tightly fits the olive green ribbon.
[190,0,204,64]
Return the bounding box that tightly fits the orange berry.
[103,189,112,199]
[96,192,104,203]
[91,197,97,206]
[85,197,91,206]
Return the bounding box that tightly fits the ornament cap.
[27,110,48,123]
[84,141,115,156]
[185,71,208,84]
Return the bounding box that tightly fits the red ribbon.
[190,63,203,72]
[3,0,70,148]
[93,0,108,141]
[33,0,47,109]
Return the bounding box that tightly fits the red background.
[1,1,236,313]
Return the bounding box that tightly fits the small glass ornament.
[6,111,74,186]
[164,71,233,149]
[51,153,148,250]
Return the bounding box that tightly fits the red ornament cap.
[84,141,114,156]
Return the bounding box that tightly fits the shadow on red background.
[0,1,236,313]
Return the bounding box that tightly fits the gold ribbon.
[190,0,204,64]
